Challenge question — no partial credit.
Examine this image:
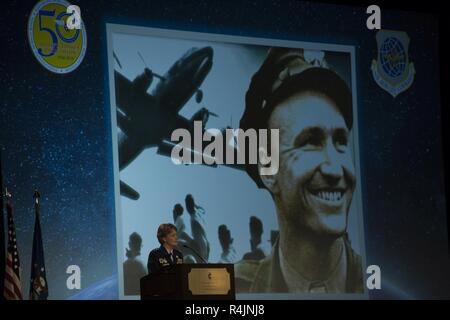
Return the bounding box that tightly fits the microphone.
[182,244,207,264]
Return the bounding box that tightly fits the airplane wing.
[114,70,158,138]
[173,114,194,131]
[156,139,245,171]
[114,70,134,111]
[156,115,245,171]
[120,180,140,200]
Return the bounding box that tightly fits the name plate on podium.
[188,267,231,295]
[140,264,235,300]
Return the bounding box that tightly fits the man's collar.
[266,237,289,292]
[278,239,347,293]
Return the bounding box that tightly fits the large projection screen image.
[106,24,367,300]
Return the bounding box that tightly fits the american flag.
[3,201,23,300]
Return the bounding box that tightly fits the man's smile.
[306,186,348,212]
[310,189,344,202]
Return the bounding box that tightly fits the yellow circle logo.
[28,0,87,73]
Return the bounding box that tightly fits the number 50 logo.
[28,0,87,74]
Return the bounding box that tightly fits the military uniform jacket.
[147,246,184,274]
[235,237,363,293]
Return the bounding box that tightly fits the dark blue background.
[1,0,448,299]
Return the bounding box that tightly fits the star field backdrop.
[0,0,448,299]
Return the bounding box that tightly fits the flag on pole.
[29,190,48,300]
[3,192,23,300]
[0,149,6,301]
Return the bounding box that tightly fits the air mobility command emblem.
[371,30,415,97]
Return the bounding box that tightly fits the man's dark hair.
[129,232,142,250]
[218,224,232,251]
[240,47,353,188]
[185,194,195,213]
[173,203,183,222]
[249,216,263,239]
[126,232,143,258]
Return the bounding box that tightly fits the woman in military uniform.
[147,223,184,274]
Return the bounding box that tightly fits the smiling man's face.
[267,91,355,238]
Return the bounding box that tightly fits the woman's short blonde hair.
[157,223,177,245]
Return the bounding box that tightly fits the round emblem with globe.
[371,30,415,97]
[379,37,407,79]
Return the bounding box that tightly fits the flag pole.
[29,189,48,300]
[0,148,6,302]
[33,189,40,205]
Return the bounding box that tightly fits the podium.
[140,264,235,300]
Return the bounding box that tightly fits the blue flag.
[29,191,48,300]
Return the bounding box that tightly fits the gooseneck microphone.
[181,244,208,264]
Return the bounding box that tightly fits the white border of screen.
[106,23,368,300]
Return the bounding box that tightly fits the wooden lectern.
[140,263,235,300]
